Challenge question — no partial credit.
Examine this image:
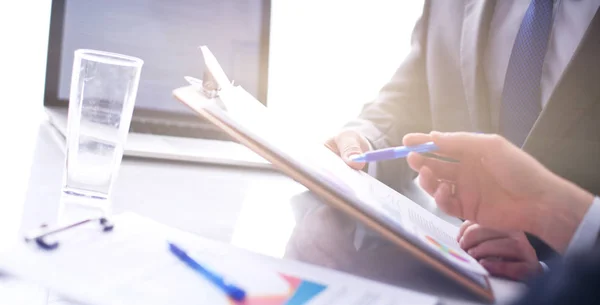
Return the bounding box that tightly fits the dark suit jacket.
[512,243,600,305]
[345,0,600,260]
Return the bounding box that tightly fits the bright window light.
[267,1,425,142]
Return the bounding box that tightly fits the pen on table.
[350,141,439,163]
[168,242,246,301]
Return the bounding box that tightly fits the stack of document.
[0,212,437,305]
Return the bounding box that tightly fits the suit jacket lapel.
[460,0,496,132]
[524,9,600,150]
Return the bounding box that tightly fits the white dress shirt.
[566,197,600,256]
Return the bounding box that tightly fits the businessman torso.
[351,0,600,201]
[431,0,600,196]
[346,0,600,259]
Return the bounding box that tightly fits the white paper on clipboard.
[178,45,489,277]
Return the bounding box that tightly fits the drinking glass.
[61,49,143,214]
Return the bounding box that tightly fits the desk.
[0,120,524,305]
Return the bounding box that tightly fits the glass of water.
[62,49,143,214]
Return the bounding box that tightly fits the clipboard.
[171,46,496,303]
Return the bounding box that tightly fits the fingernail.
[346,153,361,162]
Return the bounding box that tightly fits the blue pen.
[350,141,439,162]
[168,242,246,301]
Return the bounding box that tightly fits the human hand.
[458,221,542,281]
[403,132,594,253]
[324,130,371,170]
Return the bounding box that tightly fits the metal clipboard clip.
[24,217,115,251]
[184,45,235,100]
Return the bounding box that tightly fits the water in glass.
[62,49,143,211]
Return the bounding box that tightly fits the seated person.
[403,131,598,257]
[402,131,600,304]
[329,130,550,281]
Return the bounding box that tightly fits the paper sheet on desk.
[210,86,488,276]
[0,275,48,305]
[0,212,437,305]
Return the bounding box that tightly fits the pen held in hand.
[350,142,440,163]
[168,242,246,301]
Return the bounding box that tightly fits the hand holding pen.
[402,131,595,254]
[325,129,440,166]
[350,142,439,162]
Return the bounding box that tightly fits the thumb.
[334,131,367,169]
[430,131,492,158]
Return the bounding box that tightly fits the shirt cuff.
[565,196,600,257]
[539,261,550,273]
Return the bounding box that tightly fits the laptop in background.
[43,0,272,169]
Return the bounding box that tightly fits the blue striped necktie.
[500,0,553,147]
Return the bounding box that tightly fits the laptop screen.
[45,0,270,117]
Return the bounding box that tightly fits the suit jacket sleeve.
[511,244,600,305]
[343,1,433,191]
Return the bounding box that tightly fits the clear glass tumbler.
[62,49,143,213]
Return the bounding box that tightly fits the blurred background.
[0,0,423,243]
[0,0,424,137]
[266,0,424,140]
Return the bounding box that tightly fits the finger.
[460,225,509,250]
[326,137,365,170]
[334,131,367,170]
[407,152,458,181]
[418,166,439,196]
[479,260,531,281]
[430,131,499,158]
[467,238,523,261]
[324,138,339,154]
[433,181,464,219]
[403,133,457,160]
[402,133,432,146]
[406,151,424,172]
[345,158,366,170]
[457,220,475,243]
